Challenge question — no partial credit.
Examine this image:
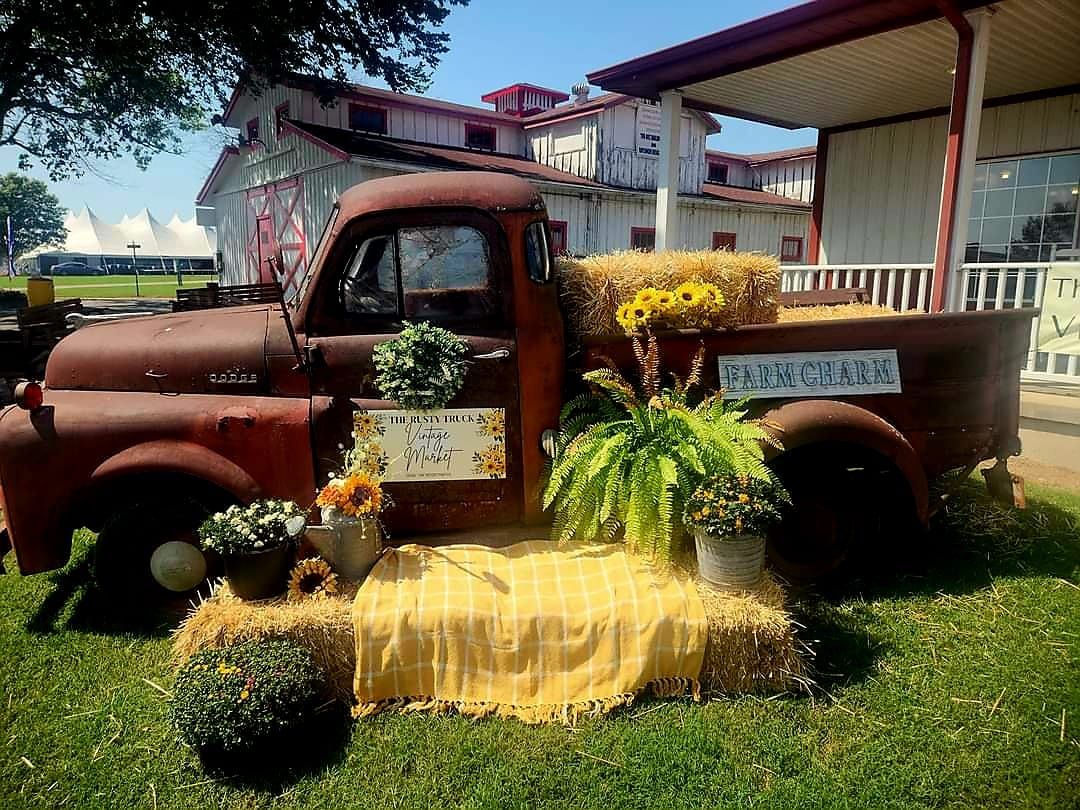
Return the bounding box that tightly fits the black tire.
[94,492,227,606]
[766,443,914,584]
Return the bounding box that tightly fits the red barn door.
[245,177,307,298]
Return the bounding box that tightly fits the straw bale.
[696,572,811,695]
[557,250,781,339]
[173,571,809,707]
[173,581,358,701]
[778,303,921,322]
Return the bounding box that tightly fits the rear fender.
[764,399,929,523]
[90,440,263,503]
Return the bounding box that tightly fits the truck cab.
[0,172,565,597]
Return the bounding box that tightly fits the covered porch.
[588,0,1080,384]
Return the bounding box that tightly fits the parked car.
[0,172,1036,599]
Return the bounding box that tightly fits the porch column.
[931,7,992,311]
[807,128,830,264]
[654,89,683,251]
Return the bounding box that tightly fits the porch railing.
[780,261,1079,382]
[780,264,934,312]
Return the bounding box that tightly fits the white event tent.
[22,207,217,274]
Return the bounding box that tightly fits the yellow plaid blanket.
[352,540,707,723]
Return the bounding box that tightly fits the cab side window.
[341,235,398,315]
[336,224,496,323]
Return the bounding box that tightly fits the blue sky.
[0,0,813,222]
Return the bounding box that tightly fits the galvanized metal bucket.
[694,530,765,590]
[303,507,383,582]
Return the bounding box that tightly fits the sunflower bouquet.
[616,281,725,334]
[316,471,386,518]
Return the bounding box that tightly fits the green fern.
[543,334,782,565]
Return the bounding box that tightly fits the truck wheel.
[766,444,910,584]
[94,494,225,604]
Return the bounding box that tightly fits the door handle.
[472,348,511,360]
[145,370,168,379]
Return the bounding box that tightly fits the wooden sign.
[636,101,661,157]
[358,408,506,482]
[716,350,902,399]
[1037,263,1080,357]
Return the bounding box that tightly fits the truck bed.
[580,308,1037,480]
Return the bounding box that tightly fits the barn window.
[712,232,736,251]
[780,236,804,262]
[348,103,388,134]
[245,117,259,143]
[707,161,729,184]
[630,227,656,252]
[549,220,568,256]
[275,102,290,139]
[465,124,496,151]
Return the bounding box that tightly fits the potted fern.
[543,334,778,566]
[684,474,786,589]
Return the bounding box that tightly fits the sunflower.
[317,472,384,517]
[472,444,506,478]
[479,409,505,441]
[673,282,703,308]
[287,557,338,601]
[352,410,382,440]
[634,287,661,305]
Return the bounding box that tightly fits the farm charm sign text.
[717,350,902,399]
[359,408,506,482]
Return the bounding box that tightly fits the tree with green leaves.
[0,0,467,179]
[0,173,66,260]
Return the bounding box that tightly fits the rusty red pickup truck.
[0,171,1036,595]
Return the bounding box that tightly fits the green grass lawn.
[0,273,218,300]
[1,479,1077,809]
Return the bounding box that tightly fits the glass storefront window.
[966,150,1080,262]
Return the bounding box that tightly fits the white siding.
[527,115,600,181]
[527,100,710,194]
[706,157,753,188]
[755,156,816,203]
[229,85,525,156]
[541,189,808,257]
[820,91,1080,263]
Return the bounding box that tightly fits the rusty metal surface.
[0,390,314,574]
[44,304,272,395]
[581,307,1036,520]
[335,171,546,222]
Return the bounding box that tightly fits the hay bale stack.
[557,250,781,339]
[173,582,358,701]
[173,572,810,707]
[696,573,811,695]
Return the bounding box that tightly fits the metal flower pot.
[694,530,765,590]
[224,543,293,600]
[302,507,383,582]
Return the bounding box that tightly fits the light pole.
[127,241,141,296]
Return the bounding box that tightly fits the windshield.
[291,204,340,309]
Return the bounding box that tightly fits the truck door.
[305,209,523,535]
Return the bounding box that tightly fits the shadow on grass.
[196,706,354,792]
[25,538,189,638]
[789,479,1079,691]
[819,479,1077,603]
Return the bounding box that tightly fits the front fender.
[91,439,263,502]
[763,399,929,522]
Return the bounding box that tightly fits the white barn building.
[198,76,814,298]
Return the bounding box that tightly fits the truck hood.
[45,305,272,395]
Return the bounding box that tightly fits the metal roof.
[587,0,1080,130]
